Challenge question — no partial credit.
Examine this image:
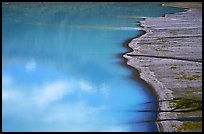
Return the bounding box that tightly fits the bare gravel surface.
[124,2,202,132]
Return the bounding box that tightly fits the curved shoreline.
[123,2,202,132]
[123,4,185,132]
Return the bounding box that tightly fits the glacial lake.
[2,2,184,132]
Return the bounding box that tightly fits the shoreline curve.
[123,2,202,132]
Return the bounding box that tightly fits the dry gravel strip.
[123,2,202,132]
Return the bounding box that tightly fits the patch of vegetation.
[155,48,173,52]
[169,98,202,111]
[172,124,176,128]
[178,99,200,109]
[170,66,177,69]
[186,85,193,89]
[169,30,177,35]
[195,71,201,74]
[183,86,198,95]
[161,45,166,47]
[176,72,201,80]
[167,2,202,9]
[172,41,179,44]
[177,121,202,131]
[156,38,167,43]
[172,124,177,131]
[137,58,144,60]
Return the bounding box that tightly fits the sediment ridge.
[123,2,202,132]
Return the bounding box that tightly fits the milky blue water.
[2,2,184,132]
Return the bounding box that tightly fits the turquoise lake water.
[2,2,184,132]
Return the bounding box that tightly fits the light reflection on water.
[2,2,183,132]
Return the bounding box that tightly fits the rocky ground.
[124,2,202,132]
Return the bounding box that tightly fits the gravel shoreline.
[124,2,202,132]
